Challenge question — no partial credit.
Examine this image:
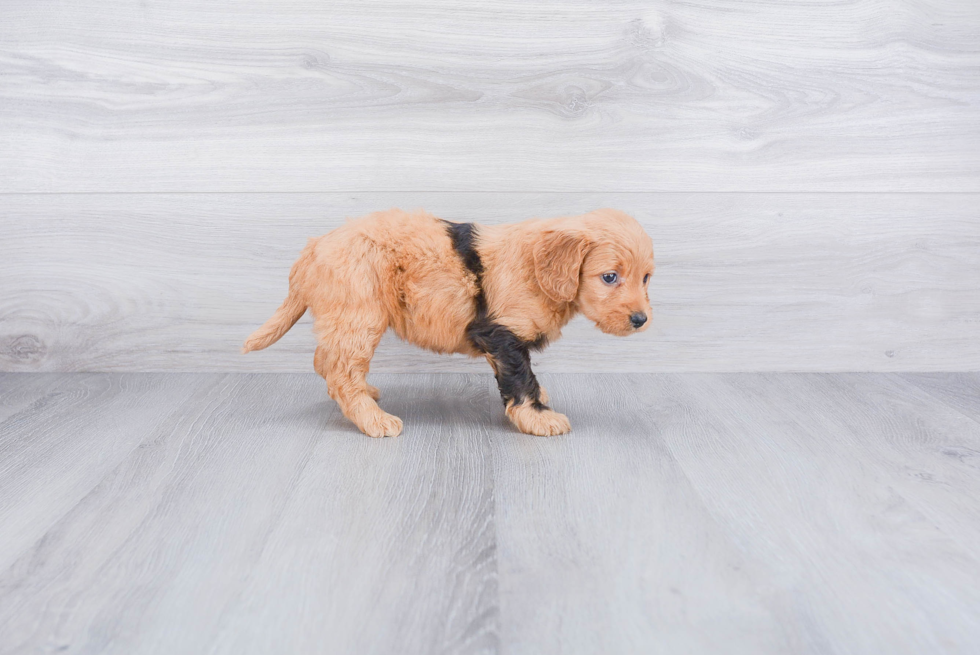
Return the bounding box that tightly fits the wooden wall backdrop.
[2,0,979,372]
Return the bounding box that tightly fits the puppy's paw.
[358,410,403,438]
[366,384,381,401]
[506,401,571,437]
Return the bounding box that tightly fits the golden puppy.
[243,208,654,437]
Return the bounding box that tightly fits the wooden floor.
[2,373,979,654]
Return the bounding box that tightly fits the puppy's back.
[304,209,480,355]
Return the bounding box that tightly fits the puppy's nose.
[630,312,647,329]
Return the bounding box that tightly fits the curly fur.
[244,208,654,437]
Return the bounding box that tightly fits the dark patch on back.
[443,220,548,410]
[444,221,484,278]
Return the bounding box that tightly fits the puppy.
[243,208,654,437]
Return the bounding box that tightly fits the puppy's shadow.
[276,375,497,438]
[377,377,494,434]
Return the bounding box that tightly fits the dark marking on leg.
[471,324,547,410]
[444,220,549,410]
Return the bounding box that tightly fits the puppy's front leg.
[484,346,570,437]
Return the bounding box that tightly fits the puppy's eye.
[643,273,650,285]
[601,272,618,285]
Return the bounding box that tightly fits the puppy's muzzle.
[630,312,647,329]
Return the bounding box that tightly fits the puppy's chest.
[503,303,574,347]
[480,274,573,346]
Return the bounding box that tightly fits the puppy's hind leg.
[317,317,401,438]
[315,345,380,400]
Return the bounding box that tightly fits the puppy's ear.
[533,230,590,302]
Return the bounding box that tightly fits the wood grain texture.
[489,373,797,653]
[208,374,497,655]
[0,373,498,655]
[0,372,68,423]
[0,373,216,575]
[2,193,978,373]
[5,372,980,653]
[901,372,980,421]
[630,373,980,653]
[691,372,980,572]
[2,0,979,192]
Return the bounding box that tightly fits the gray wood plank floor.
[2,373,979,654]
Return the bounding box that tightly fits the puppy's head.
[533,209,654,336]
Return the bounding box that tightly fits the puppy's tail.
[242,286,307,354]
